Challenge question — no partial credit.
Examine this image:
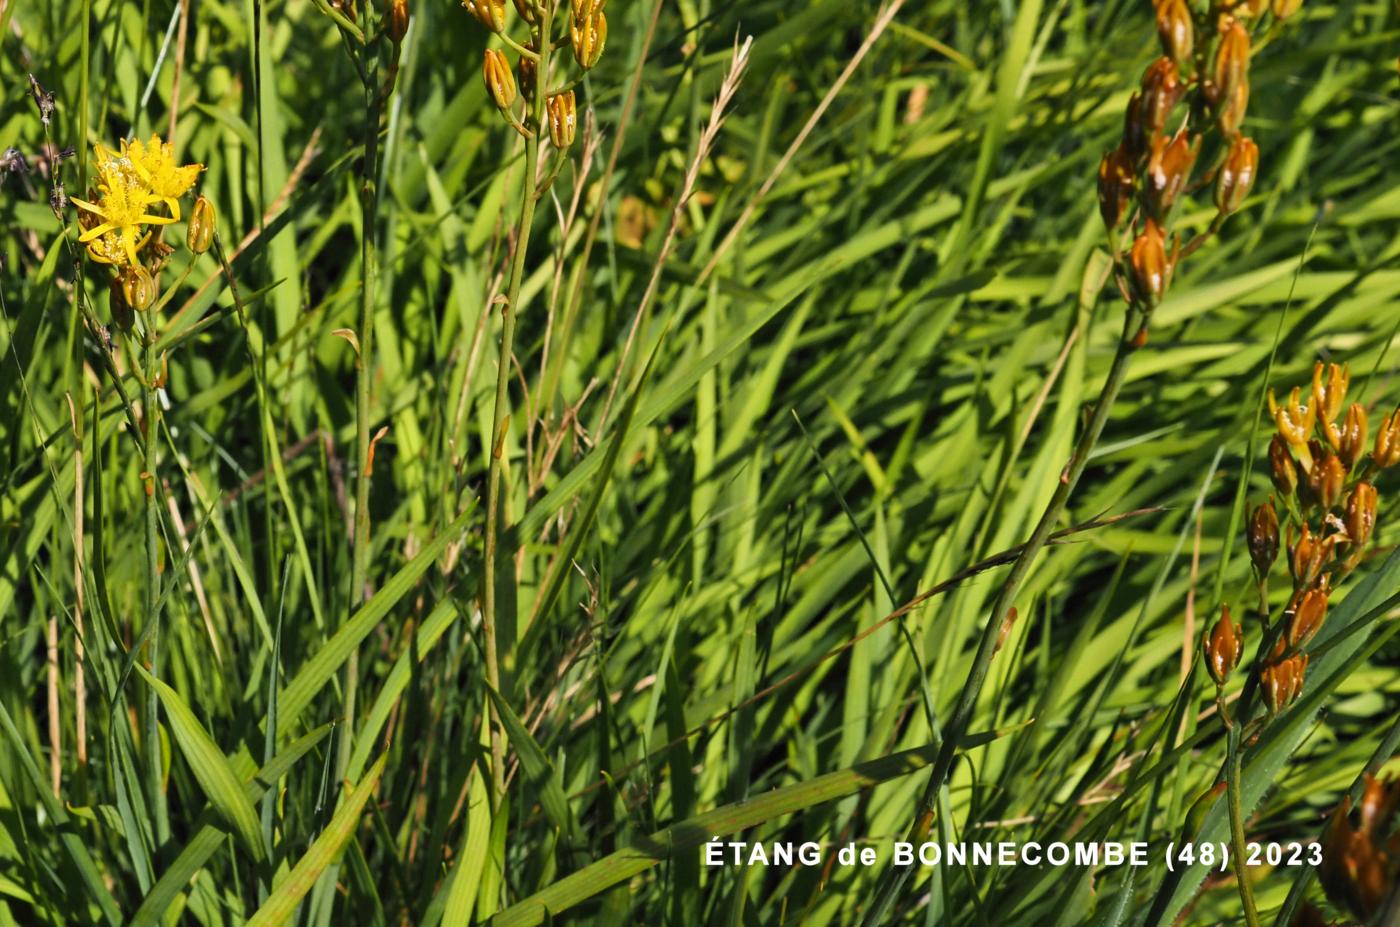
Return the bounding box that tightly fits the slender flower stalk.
[338,0,407,791]
[481,0,549,809]
[141,323,167,844]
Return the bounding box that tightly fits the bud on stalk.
[463,0,506,32]
[1217,79,1250,137]
[482,49,517,110]
[120,264,157,313]
[547,92,577,150]
[1307,453,1346,511]
[571,9,607,70]
[187,195,216,255]
[389,0,409,42]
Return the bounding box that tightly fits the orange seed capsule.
[1269,434,1298,497]
[482,49,517,110]
[1147,131,1197,215]
[1247,501,1279,577]
[1140,57,1185,133]
[1215,135,1259,215]
[1155,0,1195,69]
[517,52,538,104]
[1217,78,1250,137]
[1129,218,1171,307]
[1288,582,1329,649]
[1338,403,1368,470]
[1346,482,1378,548]
[512,0,538,24]
[1289,523,1335,587]
[1214,18,1252,103]
[1097,144,1135,231]
[1307,453,1346,511]
[1262,653,1309,714]
[1203,605,1243,686]
[1373,407,1400,468]
[1271,0,1302,19]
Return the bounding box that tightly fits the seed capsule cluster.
[1318,773,1400,921]
[1099,0,1295,311]
[466,0,601,148]
[1207,363,1392,717]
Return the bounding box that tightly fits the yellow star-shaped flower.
[69,136,201,266]
[124,135,204,222]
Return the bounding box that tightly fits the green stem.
[1226,727,1263,927]
[142,329,168,846]
[483,11,550,808]
[337,0,385,787]
[861,305,1146,925]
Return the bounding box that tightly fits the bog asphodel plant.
[459,0,600,810]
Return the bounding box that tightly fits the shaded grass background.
[1,0,1399,923]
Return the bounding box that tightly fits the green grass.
[1,0,1399,924]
